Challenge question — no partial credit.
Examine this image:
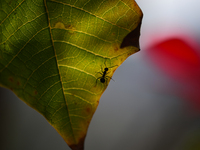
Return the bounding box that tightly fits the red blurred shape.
[147,37,200,109]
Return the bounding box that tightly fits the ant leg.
[105,76,115,82]
[104,58,118,69]
[95,64,103,75]
[107,65,118,69]
[96,72,103,75]
[95,77,101,87]
[104,58,107,68]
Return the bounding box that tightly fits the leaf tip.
[69,135,85,150]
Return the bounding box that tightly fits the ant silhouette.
[96,61,117,85]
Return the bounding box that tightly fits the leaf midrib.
[44,0,77,144]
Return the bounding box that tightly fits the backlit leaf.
[0,0,142,149]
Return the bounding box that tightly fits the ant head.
[104,68,108,71]
[100,78,105,83]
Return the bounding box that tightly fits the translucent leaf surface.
[0,0,142,149]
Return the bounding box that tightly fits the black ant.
[97,67,109,83]
[96,61,117,85]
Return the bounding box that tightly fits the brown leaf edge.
[120,19,143,50]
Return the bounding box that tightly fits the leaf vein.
[0,26,49,73]
[58,64,96,78]
[37,80,61,102]
[0,0,25,26]
[64,87,97,95]
[49,0,130,31]
[54,40,106,58]
[0,13,46,45]
[64,92,92,104]
[23,56,56,88]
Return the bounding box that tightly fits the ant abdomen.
[100,78,105,83]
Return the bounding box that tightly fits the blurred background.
[1,0,200,149]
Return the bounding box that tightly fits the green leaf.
[0,0,142,149]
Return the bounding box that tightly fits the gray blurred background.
[1,0,200,150]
